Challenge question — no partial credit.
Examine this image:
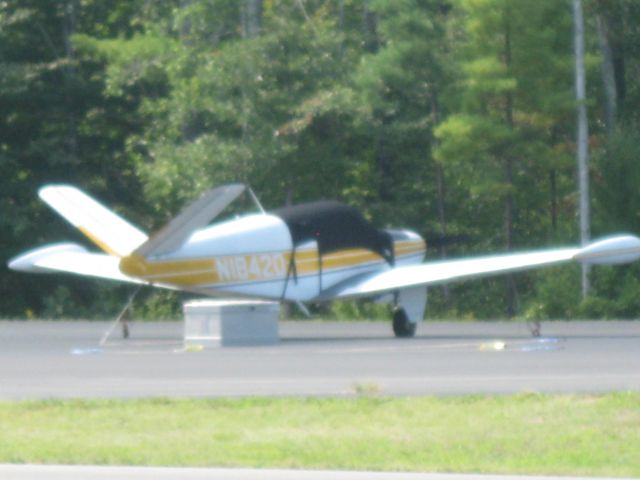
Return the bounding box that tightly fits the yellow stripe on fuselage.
[119,239,425,287]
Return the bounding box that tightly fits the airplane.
[8,183,640,338]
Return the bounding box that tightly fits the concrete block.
[183,299,280,347]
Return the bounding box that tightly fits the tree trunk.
[338,0,345,55]
[362,4,390,203]
[597,13,617,135]
[431,93,450,304]
[600,1,626,106]
[503,4,517,318]
[504,156,517,318]
[239,0,263,182]
[63,0,78,160]
[574,0,590,298]
[362,0,380,53]
[549,169,558,234]
[374,117,393,203]
[179,0,193,43]
[242,0,262,39]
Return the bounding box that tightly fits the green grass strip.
[0,393,639,476]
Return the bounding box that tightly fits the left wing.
[8,243,146,285]
[321,235,640,299]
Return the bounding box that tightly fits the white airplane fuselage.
[119,213,426,301]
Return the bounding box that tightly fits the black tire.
[392,307,416,338]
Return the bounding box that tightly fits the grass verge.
[0,393,639,476]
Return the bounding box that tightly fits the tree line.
[2,0,640,320]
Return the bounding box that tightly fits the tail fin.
[134,183,246,257]
[39,185,148,257]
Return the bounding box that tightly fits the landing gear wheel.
[392,307,416,338]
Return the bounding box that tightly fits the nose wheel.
[392,307,416,338]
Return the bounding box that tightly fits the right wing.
[321,235,640,299]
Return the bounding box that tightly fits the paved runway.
[1,465,635,480]
[0,320,639,399]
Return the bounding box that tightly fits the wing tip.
[8,243,89,273]
[38,183,76,199]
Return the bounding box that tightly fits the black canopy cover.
[272,201,394,265]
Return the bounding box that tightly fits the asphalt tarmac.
[1,465,635,480]
[1,319,639,399]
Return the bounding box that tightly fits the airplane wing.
[8,243,146,285]
[321,235,640,299]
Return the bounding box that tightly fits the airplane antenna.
[248,187,266,214]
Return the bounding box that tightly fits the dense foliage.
[2,0,639,320]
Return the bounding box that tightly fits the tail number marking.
[215,254,286,283]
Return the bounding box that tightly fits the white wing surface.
[323,235,640,299]
[39,185,148,257]
[8,243,145,284]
